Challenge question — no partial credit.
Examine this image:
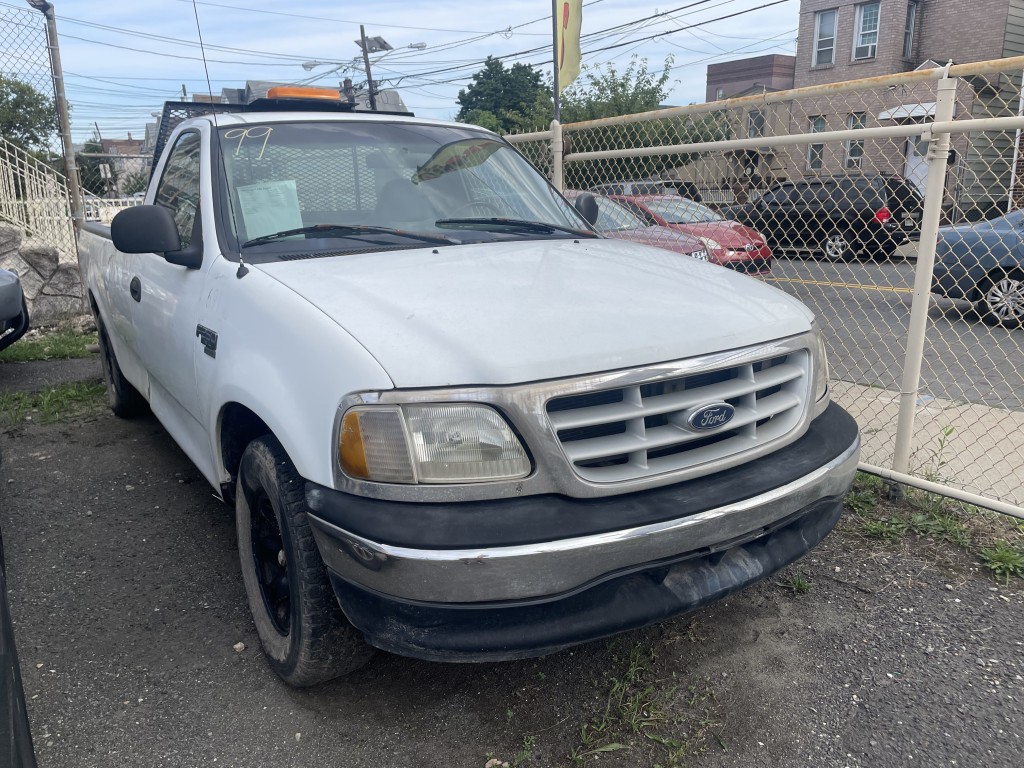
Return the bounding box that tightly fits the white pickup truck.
[79,95,860,687]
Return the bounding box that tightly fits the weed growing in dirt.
[0,380,106,426]
[512,735,536,766]
[567,641,722,766]
[0,326,97,363]
[862,518,908,540]
[776,571,813,594]
[845,471,1024,584]
[979,541,1024,585]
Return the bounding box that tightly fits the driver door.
[130,130,208,436]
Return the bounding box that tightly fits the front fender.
[199,264,394,489]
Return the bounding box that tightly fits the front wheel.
[977,271,1024,327]
[236,435,373,686]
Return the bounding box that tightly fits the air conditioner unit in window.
[846,157,862,170]
[854,45,876,60]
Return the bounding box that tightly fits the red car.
[611,194,773,275]
[563,191,711,262]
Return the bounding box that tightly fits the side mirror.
[112,205,180,253]
[111,205,202,269]
[574,192,599,226]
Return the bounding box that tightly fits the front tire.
[236,435,373,686]
[94,313,148,418]
[977,271,1024,327]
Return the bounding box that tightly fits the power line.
[169,0,586,36]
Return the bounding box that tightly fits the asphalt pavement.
[0,357,102,395]
[0,356,1021,768]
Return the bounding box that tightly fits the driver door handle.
[130,276,141,303]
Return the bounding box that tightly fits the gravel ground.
[1,407,1022,768]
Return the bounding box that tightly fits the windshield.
[217,121,587,254]
[644,198,724,224]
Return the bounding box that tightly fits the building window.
[813,9,838,66]
[854,2,880,60]
[747,109,766,138]
[715,87,725,100]
[903,1,918,60]
[845,112,867,168]
[808,116,826,170]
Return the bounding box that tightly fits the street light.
[302,43,425,71]
[26,0,83,228]
[301,39,425,111]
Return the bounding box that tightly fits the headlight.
[814,334,830,402]
[698,237,722,252]
[339,403,531,484]
[689,248,709,261]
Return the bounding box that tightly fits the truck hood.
[258,238,815,388]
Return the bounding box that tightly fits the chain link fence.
[509,57,1024,517]
[0,4,55,109]
[0,5,76,261]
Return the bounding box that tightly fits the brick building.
[705,54,796,102]
[789,0,1024,214]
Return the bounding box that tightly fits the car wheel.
[977,271,1024,327]
[95,314,149,418]
[236,435,374,687]
[822,231,854,261]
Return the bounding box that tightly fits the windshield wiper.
[435,218,596,237]
[242,224,456,249]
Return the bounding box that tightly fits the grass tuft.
[0,380,107,426]
[0,326,98,363]
[568,642,720,766]
[776,571,813,594]
[979,541,1024,585]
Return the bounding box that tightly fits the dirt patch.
[1,414,1022,768]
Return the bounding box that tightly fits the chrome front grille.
[546,350,810,483]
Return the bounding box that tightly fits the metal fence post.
[550,119,564,191]
[891,71,958,477]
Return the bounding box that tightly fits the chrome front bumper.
[308,435,860,605]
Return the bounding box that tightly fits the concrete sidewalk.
[831,380,1024,509]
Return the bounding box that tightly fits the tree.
[76,133,116,196]
[121,170,149,196]
[0,75,57,150]
[559,56,731,188]
[560,56,674,123]
[456,57,552,134]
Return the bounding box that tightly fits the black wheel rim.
[250,492,291,635]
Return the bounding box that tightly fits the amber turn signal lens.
[339,410,369,479]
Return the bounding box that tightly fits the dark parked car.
[721,174,923,260]
[2,522,38,767]
[0,270,29,353]
[932,209,1024,327]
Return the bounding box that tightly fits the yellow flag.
[556,0,583,91]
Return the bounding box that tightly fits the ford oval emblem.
[686,402,736,431]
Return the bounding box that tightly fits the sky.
[2,0,800,144]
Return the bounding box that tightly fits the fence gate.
[508,57,1024,518]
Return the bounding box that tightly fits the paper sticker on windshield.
[236,180,304,241]
[412,138,502,183]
